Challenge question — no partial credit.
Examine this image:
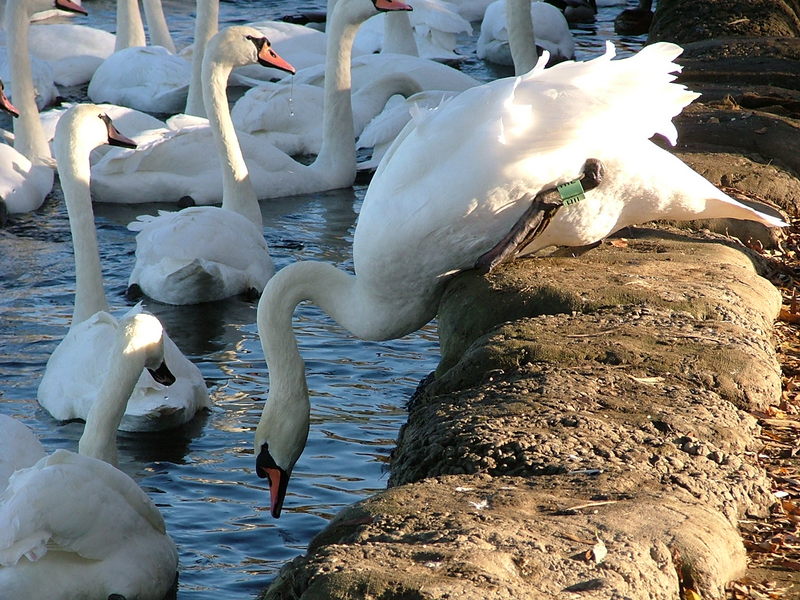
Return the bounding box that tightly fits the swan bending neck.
[507,0,538,75]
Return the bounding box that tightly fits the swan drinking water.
[251,42,784,517]
[37,104,210,430]
[0,312,179,599]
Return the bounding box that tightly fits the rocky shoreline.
[260,1,800,598]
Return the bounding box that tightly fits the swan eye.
[245,34,267,53]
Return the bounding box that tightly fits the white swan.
[37,103,210,431]
[0,0,77,218]
[0,312,179,599]
[91,0,412,205]
[124,27,291,305]
[0,415,45,489]
[251,42,785,517]
[477,0,575,68]
[355,0,473,62]
[17,0,158,87]
[87,0,192,114]
[231,8,477,157]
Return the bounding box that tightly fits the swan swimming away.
[0,312,179,599]
[37,104,210,430]
[251,41,785,517]
[124,27,296,305]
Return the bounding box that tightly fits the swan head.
[0,80,19,118]
[206,26,296,75]
[121,312,175,386]
[255,386,311,518]
[54,104,137,166]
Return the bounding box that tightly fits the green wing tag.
[557,179,586,206]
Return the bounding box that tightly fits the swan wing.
[0,450,169,566]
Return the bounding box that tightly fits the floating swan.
[87,0,193,114]
[0,0,81,218]
[355,0,473,62]
[124,27,293,305]
[0,312,179,599]
[251,42,785,517]
[37,104,210,431]
[15,0,156,87]
[231,6,476,157]
[478,0,575,68]
[92,0,412,205]
[0,0,71,110]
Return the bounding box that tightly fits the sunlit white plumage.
[1,312,179,599]
[252,42,784,517]
[37,104,210,430]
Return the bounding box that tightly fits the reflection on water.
[0,1,647,597]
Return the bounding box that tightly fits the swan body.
[25,22,114,86]
[1,311,179,599]
[0,51,57,109]
[355,0,472,61]
[93,0,410,205]
[253,42,785,517]
[478,0,575,67]
[37,104,210,430]
[124,26,294,305]
[88,45,191,114]
[231,51,478,157]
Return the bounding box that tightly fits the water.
[0,1,647,597]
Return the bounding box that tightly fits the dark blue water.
[0,1,647,597]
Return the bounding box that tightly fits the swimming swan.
[0,312,179,599]
[251,42,785,517]
[0,0,83,218]
[124,27,296,305]
[478,0,575,68]
[37,104,210,431]
[91,0,413,205]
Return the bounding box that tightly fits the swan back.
[0,415,45,488]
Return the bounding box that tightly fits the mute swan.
[0,415,45,489]
[478,0,575,68]
[355,0,472,62]
[37,104,210,431]
[17,0,152,87]
[0,0,83,218]
[91,0,412,205]
[0,312,179,599]
[252,42,785,517]
[87,0,193,114]
[124,27,294,305]
[231,8,477,157]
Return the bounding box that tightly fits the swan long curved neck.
[115,0,147,51]
[256,262,362,464]
[507,0,537,75]
[53,123,110,326]
[142,0,176,53]
[383,11,418,55]
[5,0,50,162]
[311,0,362,182]
[78,337,144,466]
[202,36,262,227]
[184,0,219,116]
